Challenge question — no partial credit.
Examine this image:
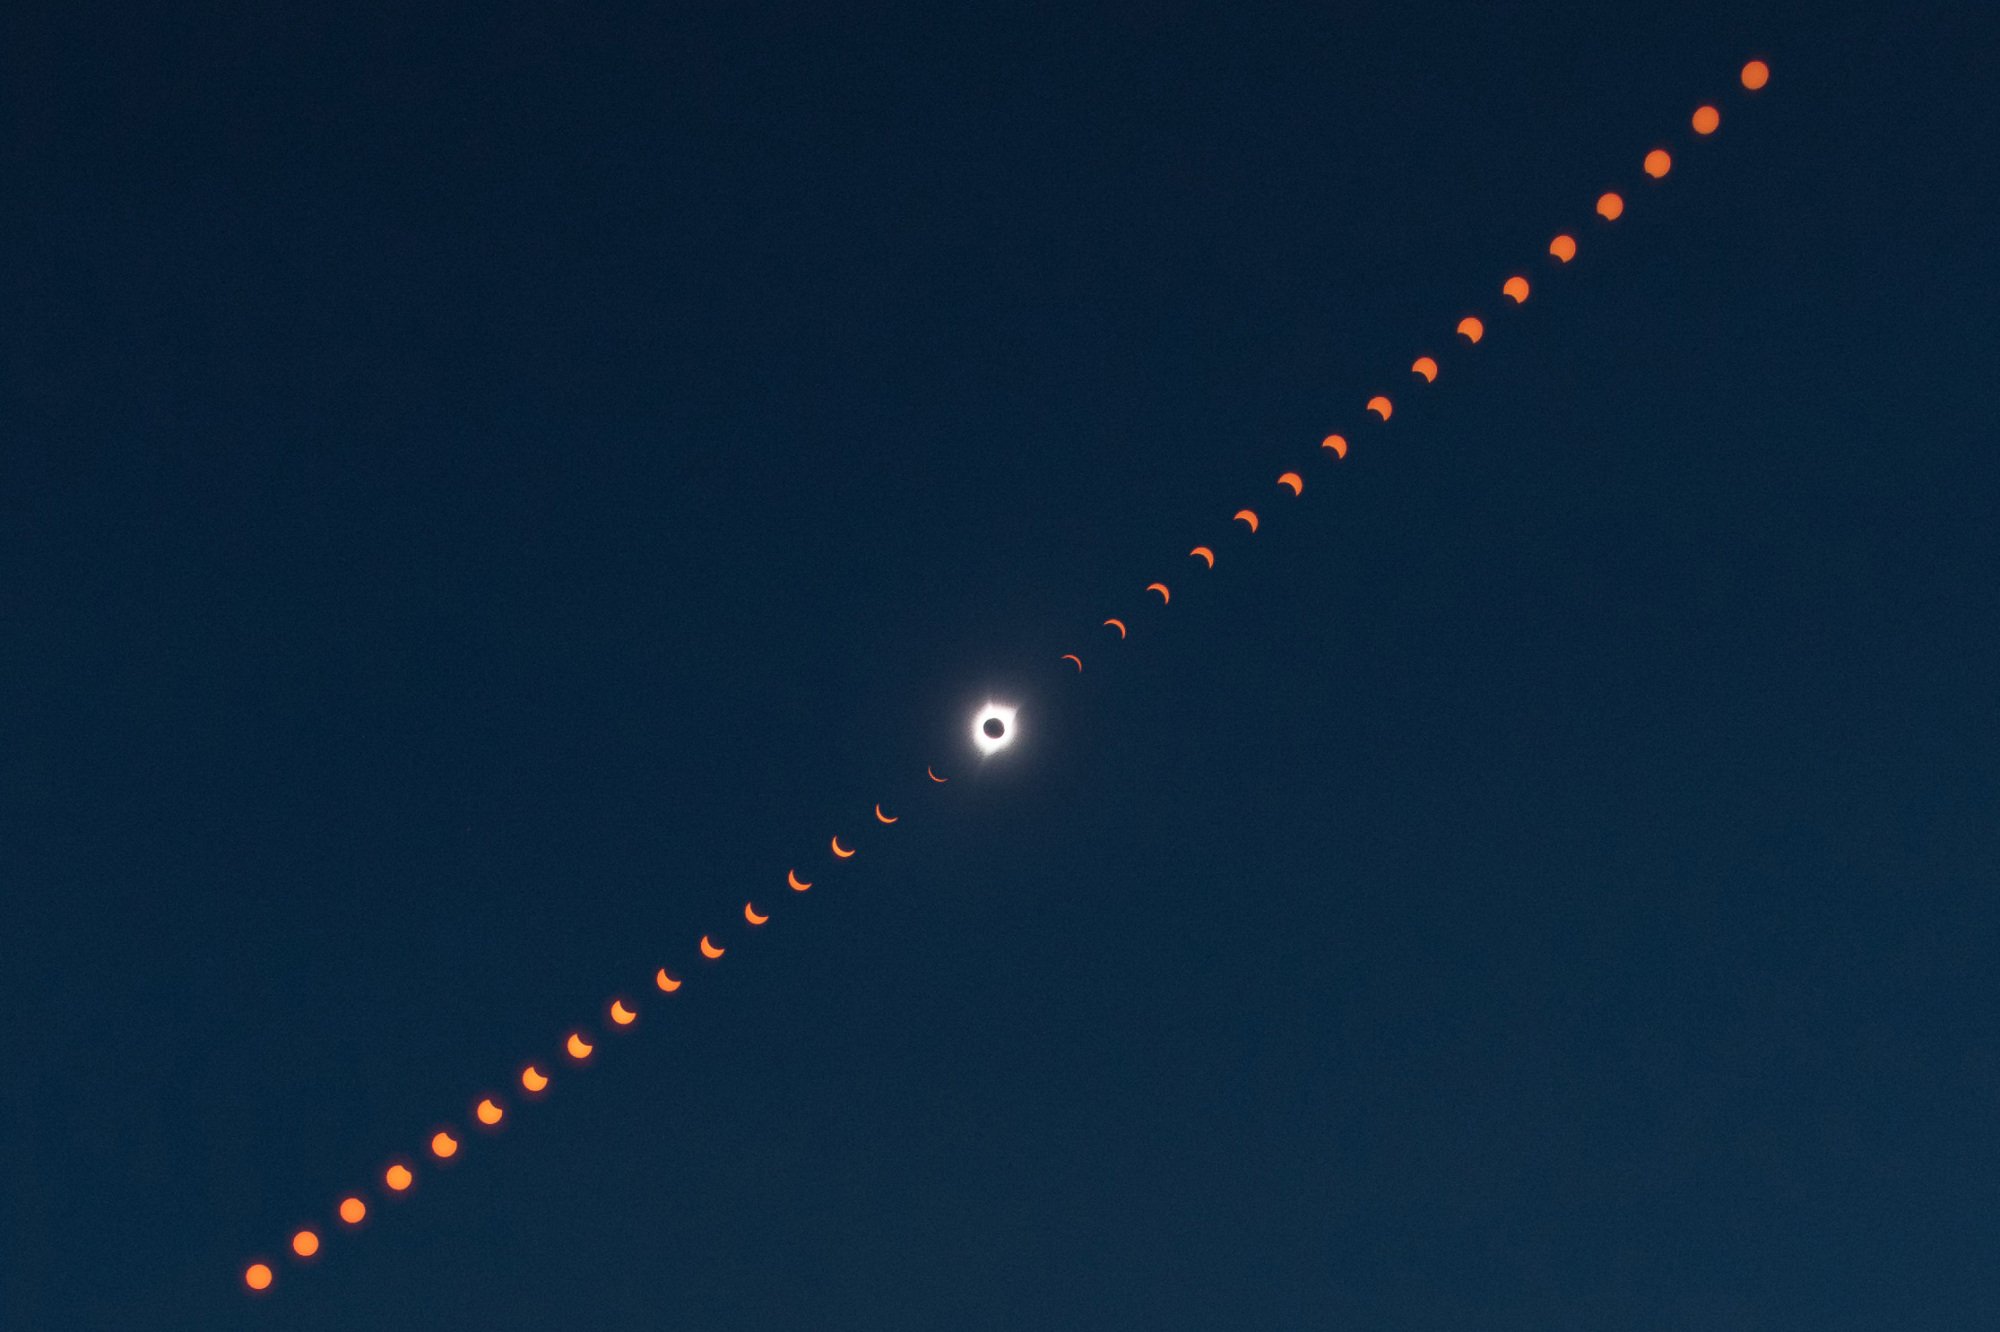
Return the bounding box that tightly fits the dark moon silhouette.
[983,717,1005,739]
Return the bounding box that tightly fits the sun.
[972,702,1017,756]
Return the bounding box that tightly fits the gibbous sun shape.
[972,702,1017,756]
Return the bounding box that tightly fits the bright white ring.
[972,702,1018,756]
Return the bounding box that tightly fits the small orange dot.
[1549,234,1577,263]
[244,1262,274,1291]
[1596,192,1625,221]
[291,1229,320,1258]
[431,1131,459,1159]
[1692,105,1720,135]
[1741,59,1769,91]
[385,1163,413,1191]
[476,1097,504,1126]
[1643,149,1672,179]
[338,1196,366,1225]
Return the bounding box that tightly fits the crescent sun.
[787,869,812,891]
[1147,582,1170,603]
[831,835,855,859]
[700,935,726,959]
[1104,618,1126,638]
[744,902,769,925]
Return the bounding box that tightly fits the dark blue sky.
[7,3,1998,1328]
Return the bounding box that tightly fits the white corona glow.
[972,702,1018,756]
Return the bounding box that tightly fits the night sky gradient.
[6,3,1998,1328]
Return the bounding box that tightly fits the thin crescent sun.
[926,765,948,783]
[875,803,896,824]
[1234,508,1259,531]
[1147,582,1170,603]
[1276,472,1303,496]
[830,835,855,859]
[787,869,812,891]
[744,902,768,925]
[1189,546,1215,567]
[654,968,682,992]
[566,1032,594,1060]
[700,935,726,959]
[1104,618,1126,638]
[1061,653,1083,672]
[609,1000,635,1026]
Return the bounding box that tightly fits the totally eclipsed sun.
[972,702,1017,756]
